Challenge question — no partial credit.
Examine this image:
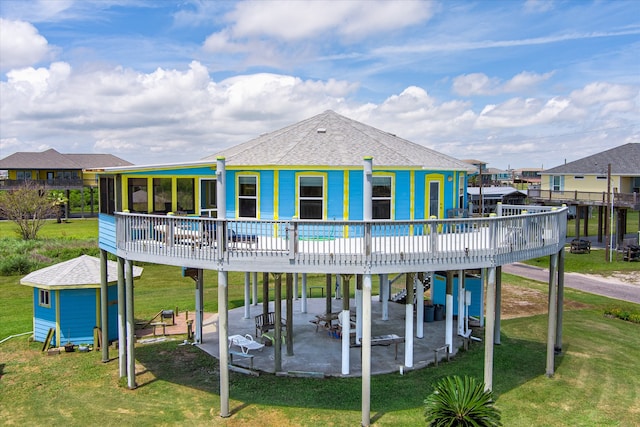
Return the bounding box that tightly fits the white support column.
[100,250,109,363]
[301,273,308,313]
[243,272,251,319]
[361,273,372,427]
[484,267,496,392]
[546,253,559,377]
[494,267,502,345]
[356,287,363,344]
[218,270,230,418]
[252,272,258,306]
[457,270,465,336]
[405,298,414,368]
[117,257,126,378]
[195,269,204,343]
[556,249,565,353]
[381,274,389,321]
[125,259,136,389]
[445,271,454,353]
[416,274,424,338]
[480,268,486,327]
[294,272,299,301]
[341,310,350,375]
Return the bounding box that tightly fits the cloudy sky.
[0,0,638,170]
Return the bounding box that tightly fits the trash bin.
[424,304,435,322]
[434,304,444,321]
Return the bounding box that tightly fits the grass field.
[1,219,639,425]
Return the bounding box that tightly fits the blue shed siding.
[33,288,57,343]
[108,285,118,340]
[432,274,482,317]
[98,214,117,254]
[59,289,98,345]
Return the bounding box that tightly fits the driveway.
[503,263,640,305]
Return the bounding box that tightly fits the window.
[238,175,257,218]
[200,179,217,217]
[372,176,392,219]
[16,170,32,180]
[128,178,148,213]
[153,178,172,213]
[596,176,607,180]
[177,178,195,213]
[99,177,116,214]
[552,176,561,191]
[39,289,50,307]
[574,175,584,180]
[299,176,323,219]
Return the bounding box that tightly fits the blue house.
[20,255,142,347]
[93,110,568,424]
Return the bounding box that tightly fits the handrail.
[113,206,567,274]
[528,188,639,207]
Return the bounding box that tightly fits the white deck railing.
[114,205,567,274]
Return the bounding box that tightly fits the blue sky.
[1,0,638,170]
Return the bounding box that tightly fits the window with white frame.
[238,175,257,218]
[39,289,50,307]
[552,176,561,191]
[298,176,324,219]
[372,176,392,219]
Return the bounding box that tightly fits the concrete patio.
[197,296,468,377]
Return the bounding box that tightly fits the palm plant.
[424,375,501,427]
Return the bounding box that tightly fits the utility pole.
[605,163,611,262]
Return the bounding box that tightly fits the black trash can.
[434,304,444,321]
[424,304,435,322]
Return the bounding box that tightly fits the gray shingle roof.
[206,110,474,171]
[20,255,143,289]
[0,148,133,169]
[543,143,640,175]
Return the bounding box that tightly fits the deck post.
[251,272,258,306]
[484,267,496,392]
[286,273,294,356]
[325,274,332,315]
[381,274,389,320]
[262,272,269,316]
[494,267,502,345]
[457,270,465,336]
[301,273,308,313]
[195,269,204,343]
[125,259,136,389]
[555,249,565,352]
[117,257,126,378]
[361,273,372,427]
[293,272,299,301]
[546,253,559,377]
[274,273,283,371]
[416,272,424,338]
[445,270,454,353]
[218,270,229,417]
[405,273,414,368]
[100,249,109,363]
[243,272,250,319]
[356,275,363,344]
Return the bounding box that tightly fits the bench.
[150,322,167,336]
[352,334,404,360]
[570,239,591,254]
[255,312,283,337]
[434,345,450,366]
[229,350,255,370]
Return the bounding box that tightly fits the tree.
[424,375,502,427]
[0,181,60,239]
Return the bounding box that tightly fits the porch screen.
[177,178,195,214]
[128,178,148,213]
[238,176,257,218]
[372,176,391,219]
[153,178,172,213]
[299,176,323,219]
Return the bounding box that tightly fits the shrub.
[0,254,35,275]
[424,375,501,427]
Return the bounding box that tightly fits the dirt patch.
[500,282,590,319]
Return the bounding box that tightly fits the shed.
[20,255,143,346]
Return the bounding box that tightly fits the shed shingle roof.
[206,110,474,171]
[543,143,640,175]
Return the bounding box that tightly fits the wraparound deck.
[106,205,567,274]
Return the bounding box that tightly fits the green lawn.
[1,219,639,425]
[566,209,639,237]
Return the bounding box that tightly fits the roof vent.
[317,128,326,134]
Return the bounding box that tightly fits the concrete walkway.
[503,262,640,304]
[197,297,465,377]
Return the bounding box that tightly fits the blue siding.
[127,167,216,176]
[108,285,118,341]
[59,289,97,345]
[327,170,344,219]
[33,288,57,343]
[260,171,275,220]
[413,173,425,219]
[348,170,364,220]
[395,171,411,220]
[432,274,482,317]
[278,171,296,218]
[98,214,117,254]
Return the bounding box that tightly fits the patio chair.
[228,334,264,354]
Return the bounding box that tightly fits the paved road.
[502,263,640,304]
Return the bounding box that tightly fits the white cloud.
[453,71,554,96]
[570,82,636,106]
[0,19,52,71]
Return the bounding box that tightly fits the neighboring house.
[467,187,527,214]
[93,110,567,423]
[462,159,491,187]
[486,168,512,186]
[530,143,640,245]
[0,148,132,216]
[513,167,542,186]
